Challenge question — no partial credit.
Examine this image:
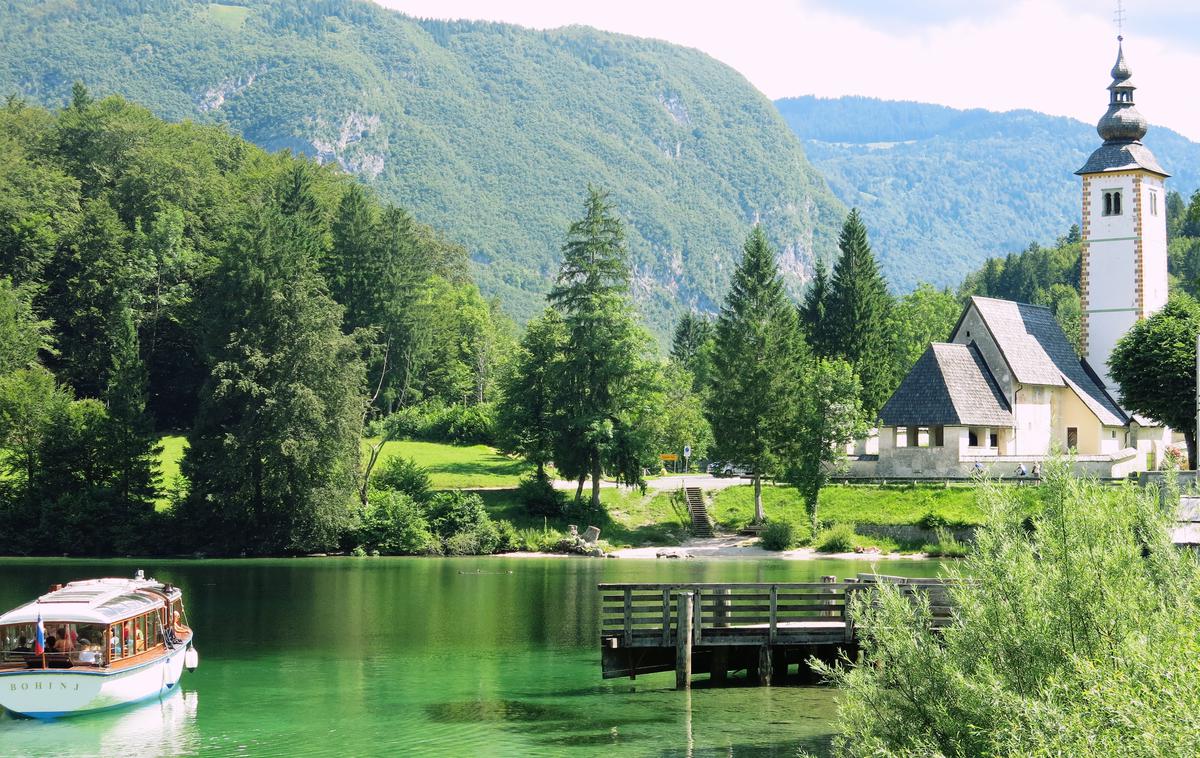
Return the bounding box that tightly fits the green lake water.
[0,556,941,757]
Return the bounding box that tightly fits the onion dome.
[1097,40,1146,143]
[1077,38,1167,177]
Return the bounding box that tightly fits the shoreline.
[499,535,936,561]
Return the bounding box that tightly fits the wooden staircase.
[684,486,713,538]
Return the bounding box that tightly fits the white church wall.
[1138,174,1169,314]
[1012,386,1052,455]
[1057,385,1106,455]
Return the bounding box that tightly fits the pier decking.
[599,576,951,687]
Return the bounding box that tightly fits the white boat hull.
[0,642,191,719]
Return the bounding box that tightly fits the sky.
[379,0,1200,141]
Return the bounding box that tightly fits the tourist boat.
[0,571,198,719]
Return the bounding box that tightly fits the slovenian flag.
[33,612,45,655]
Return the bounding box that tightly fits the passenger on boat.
[54,626,73,652]
[14,635,31,653]
[110,634,122,657]
[173,611,188,635]
[134,624,145,653]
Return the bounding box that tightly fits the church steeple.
[1096,39,1147,144]
[1076,35,1169,402]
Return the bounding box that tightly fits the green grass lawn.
[368,439,531,489]
[711,483,987,529]
[476,487,689,548]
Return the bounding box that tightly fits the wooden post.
[757,644,773,686]
[623,588,633,647]
[822,575,838,618]
[676,590,694,690]
[711,647,728,685]
[768,585,778,644]
[715,587,730,628]
[661,588,671,646]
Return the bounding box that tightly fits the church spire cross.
[1113,0,1126,40]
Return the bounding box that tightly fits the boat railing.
[0,648,105,669]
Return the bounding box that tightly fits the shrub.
[516,527,564,552]
[372,456,432,502]
[816,523,858,553]
[817,460,1200,755]
[381,401,496,445]
[760,521,796,551]
[517,473,565,516]
[493,519,520,553]
[357,491,439,555]
[443,520,501,555]
[917,511,949,531]
[921,526,969,558]
[427,490,491,537]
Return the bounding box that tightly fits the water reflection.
[0,688,199,757]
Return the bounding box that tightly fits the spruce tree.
[708,225,805,522]
[670,312,714,393]
[102,300,160,534]
[183,164,365,554]
[496,308,566,479]
[827,209,894,418]
[548,187,652,508]
[801,259,832,357]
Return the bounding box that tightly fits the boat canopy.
[0,578,182,626]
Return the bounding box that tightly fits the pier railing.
[599,576,955,686]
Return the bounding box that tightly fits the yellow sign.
[659,454,678,462]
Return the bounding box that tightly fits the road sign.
[683,445,691,458]
[659,453,678,462]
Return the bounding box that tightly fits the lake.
[0,556,942,756]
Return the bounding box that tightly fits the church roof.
[1076,141,1167,176]
[961,297,1128,426]
[879,343,1012,428]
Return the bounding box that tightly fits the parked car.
[722,463,753,478]
[706,461,723,475]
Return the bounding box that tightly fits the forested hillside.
[776,96,1200,292]
[0,92,514,555]
[0,0,845,327]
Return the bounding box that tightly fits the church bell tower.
[1077,38,1169,398]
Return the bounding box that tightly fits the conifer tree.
[827,209,893,418]
[102,300,160,530]
[183,164,365,554]
[670,312,714,392]
[708,225,805,522]
[548,187,653,508]
[801,259,833,357]
[496,308,565,479]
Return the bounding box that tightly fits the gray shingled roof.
[1076,141,1168,176]
[966,296,1128,426]
[879,343,1012,427]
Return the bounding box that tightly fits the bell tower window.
[1102,190,1122,216]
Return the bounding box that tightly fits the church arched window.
[1102,190,1122,217]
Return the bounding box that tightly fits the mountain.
[775,96,1200,292]
[0,0,845,328]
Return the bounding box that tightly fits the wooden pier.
[599,576,951,688]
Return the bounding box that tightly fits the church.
[856,38,1176,479]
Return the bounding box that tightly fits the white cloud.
[379,0,1200,141]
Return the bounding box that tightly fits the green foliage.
[800,259,832,357]
[357,490,438,555]
[382,401,497,445]
[0,278,51,373]
[708,225,805,521]
[670,313,714,391]
[494,307,566,475]
[429,489,499,554]
[516,473,565,517]
[371,456,431,503]
[1109,294,1200,466]
[759,520,796,551]
[786,358,867,530]
[777,95,1200,292]
[826,209,894,417]
[920,526,969,558]
[818,461,1200,756]
[549,187,659,506]
[181,164,365,554]
[886,284,961,377]
[815,523,859,553]
[0,1,846,330]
